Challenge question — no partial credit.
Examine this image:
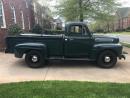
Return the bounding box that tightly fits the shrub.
[116,29,126,32]
[95,29,104,33]
[45,30,64,34]
[115,29,121,32]
[122,29,126,32]
[126,27,130,30]
[126,27,130,32]
[8,24,22,36]
[32,24,42,34]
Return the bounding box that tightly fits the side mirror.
[91,31,95,35]
[89,31,95,38]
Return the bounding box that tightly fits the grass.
[121,42,130,48]
[95,32,130,35]
[111,32,130,35]
[0,81,130,98]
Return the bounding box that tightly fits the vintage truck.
[5,22,125,68]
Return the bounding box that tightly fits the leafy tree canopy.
[56,0,119,22]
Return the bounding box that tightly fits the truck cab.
[64,22,94,58]
[5,22,125,68]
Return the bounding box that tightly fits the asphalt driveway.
[0,47,130,83]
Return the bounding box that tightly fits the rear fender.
[14,43,47,58]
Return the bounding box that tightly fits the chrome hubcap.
[104,56,111,63]
[32,55,38,63]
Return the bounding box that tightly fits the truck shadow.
[13,59,122,69]
[48,60,97,68]
[14,59,97,69]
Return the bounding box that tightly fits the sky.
[38,0,130,19]
[38,0,130,24]
[38,0,57,7]
[118,0,130,7]
[38,0,130,7]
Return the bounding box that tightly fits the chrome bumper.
[119,51,128,60]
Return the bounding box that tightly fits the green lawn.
[121,42,130,48]
[96,32,130,35]
[111,32,130,35]
[0,81,130,98]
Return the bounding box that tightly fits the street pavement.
[118,35,130,43]
[106,34,130,43]
[0,47,130,84]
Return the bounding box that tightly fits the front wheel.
[97,50,117,68]
[25,50,45,68]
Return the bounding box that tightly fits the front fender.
[14,43,47,58]
[90,43,123,60]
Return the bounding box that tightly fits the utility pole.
[79,0,83,22]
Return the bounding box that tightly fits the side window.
[69,25,88,36]
[70,25,82,34]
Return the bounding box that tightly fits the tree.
[56,0,119,22]
[97,15,116,32]
[79,0,83,22]
[89,15,116,33]
[32,24,42,34]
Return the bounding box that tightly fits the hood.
[93,34,119,43]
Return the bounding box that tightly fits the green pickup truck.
[5,22,125,68]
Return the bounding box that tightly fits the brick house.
[53,18,63,30]
[114,7,130,31]
[0,0,34,49]
[32,0,54,30]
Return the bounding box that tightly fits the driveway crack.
[44,65,50,81]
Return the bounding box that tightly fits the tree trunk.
[107,23,110,32]
[79,0,83,22]
[122,18,123,30]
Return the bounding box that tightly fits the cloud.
[118,0,130,7]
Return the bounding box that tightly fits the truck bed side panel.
[6,36,63,57]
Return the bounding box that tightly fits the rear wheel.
[97,50,117,68]
[25,50,45,68]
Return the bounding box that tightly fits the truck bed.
[5,34,64,56]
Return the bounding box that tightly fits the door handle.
[65,38,68,41]
[65,38,74,41]
[69,38,74,41]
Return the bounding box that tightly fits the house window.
[0,0,6,28]
[33,3,36,13]
[11,6,16,24]
[35,17,38,24]
[28,17,30,30]
[25,0,28,8]
[21,11,25,29]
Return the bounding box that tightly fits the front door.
[64,25,94,58]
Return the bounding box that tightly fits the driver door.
[64,25,93,58]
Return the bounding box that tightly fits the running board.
[48,57,95,61]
